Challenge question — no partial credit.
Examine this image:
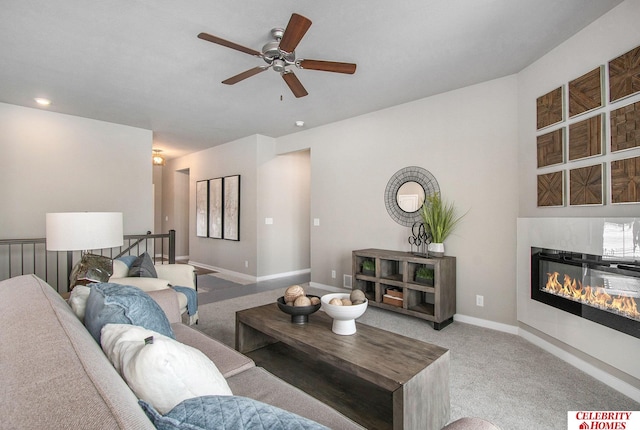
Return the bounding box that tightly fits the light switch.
[313,218,320,226]
[265,218,274,225]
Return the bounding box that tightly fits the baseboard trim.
[453,314,519,335]
[519,328,640,403]
[188,261,256,282]
[256,268,310,282]
[309,282,350,293]
[188,262,311,283]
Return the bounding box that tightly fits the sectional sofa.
[0,274,363,429]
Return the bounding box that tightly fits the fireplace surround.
[531,247,640,339]
[517,217,640,397]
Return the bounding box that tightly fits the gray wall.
[0,102,153,238]
[163,134,311,278]
[277,76,520,325]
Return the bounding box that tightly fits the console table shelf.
[352,249,456,330]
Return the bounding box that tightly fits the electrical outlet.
[244,261,249,268]
[476,295,484,307]
[331,270,336,279]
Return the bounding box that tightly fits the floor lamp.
[46,212,124,289]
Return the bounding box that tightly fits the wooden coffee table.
[236,303,450,430]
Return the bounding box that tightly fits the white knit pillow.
[100,324,232,414]
[68,285,91,322]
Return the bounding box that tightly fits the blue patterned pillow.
[84,283,174,344]
[139,396,329,430]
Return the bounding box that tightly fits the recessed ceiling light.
[295,120,305,127]
[34,98,51,106]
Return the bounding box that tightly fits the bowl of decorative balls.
[277,284,321,324]
[320,290,368,335]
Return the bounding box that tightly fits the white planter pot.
[428,242,445,257]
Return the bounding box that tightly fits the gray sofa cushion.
[84,282,174,344]
[139,396,329,430]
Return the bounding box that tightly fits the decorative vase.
[428,242,445,257]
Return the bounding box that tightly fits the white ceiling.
[0,0,624,159]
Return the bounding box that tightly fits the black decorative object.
[276,295,321,324]
[408,221,430,256]
[385,166,440,227]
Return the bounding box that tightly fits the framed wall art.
[568,66,603,118]
[609,45,640,103]
[223,175,240,241]
[568,114,603,161]
[537,171,564,207]
[537,128,564,168]
[196,180,208,237]
[569,163,603,206]
[611,155,640,204]
[611,100,640,152]
[536,86,564,130]
[208,177,223,239]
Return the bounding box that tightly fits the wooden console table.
[353,249,456,329]
[236,303,450,430]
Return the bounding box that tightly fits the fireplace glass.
[531,247,640,339]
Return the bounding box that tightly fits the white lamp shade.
[46,212,124,251]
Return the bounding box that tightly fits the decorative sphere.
[329,298,343,306]
[350,289,366,303]
[294,296,311,307]
[284,285,305,303]
[341,298,353,306]
[309,296,320,305]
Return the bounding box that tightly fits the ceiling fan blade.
[298,59,357,74]
[197,32,262,57]
[278,13,312,54]
[222,66,269,85]
[282,71,308,98]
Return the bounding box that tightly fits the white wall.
[257,140,310,277]
[0,102,153,238]
[277,76,520,325]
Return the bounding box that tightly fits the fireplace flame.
[545,272,640,320]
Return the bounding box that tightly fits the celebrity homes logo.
[568,411,639,429]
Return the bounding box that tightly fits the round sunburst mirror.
[384,166,440,227]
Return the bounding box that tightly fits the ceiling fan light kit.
[198,13,356,98]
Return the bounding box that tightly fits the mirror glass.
[396,181,425,213]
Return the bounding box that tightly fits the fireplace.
[531,247,640,339]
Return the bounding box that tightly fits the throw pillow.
[101,324,232,415]
[68,285,92,322]
[117,255,138,268]
[128,252,158,278]
[139,396,330,430]
[84,283,174,344]
[69,253,113,288]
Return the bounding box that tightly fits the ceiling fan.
[197,13,357,98]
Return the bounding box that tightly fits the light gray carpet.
[194,285,640,430]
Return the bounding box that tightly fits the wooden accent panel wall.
[537,128,564,167]
[611,100,640,152]
[569,164,603,206]
[609,46,640,102]
[569,67,603,117]
[536,87,563,130]
[569,114,602,161]
[611,156,640,204]
[537,172,564,207]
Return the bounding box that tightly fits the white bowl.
[321,293,368,335]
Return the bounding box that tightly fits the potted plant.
[414,266,434,285]
[361,259,375,276]
[420,192,467,257]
